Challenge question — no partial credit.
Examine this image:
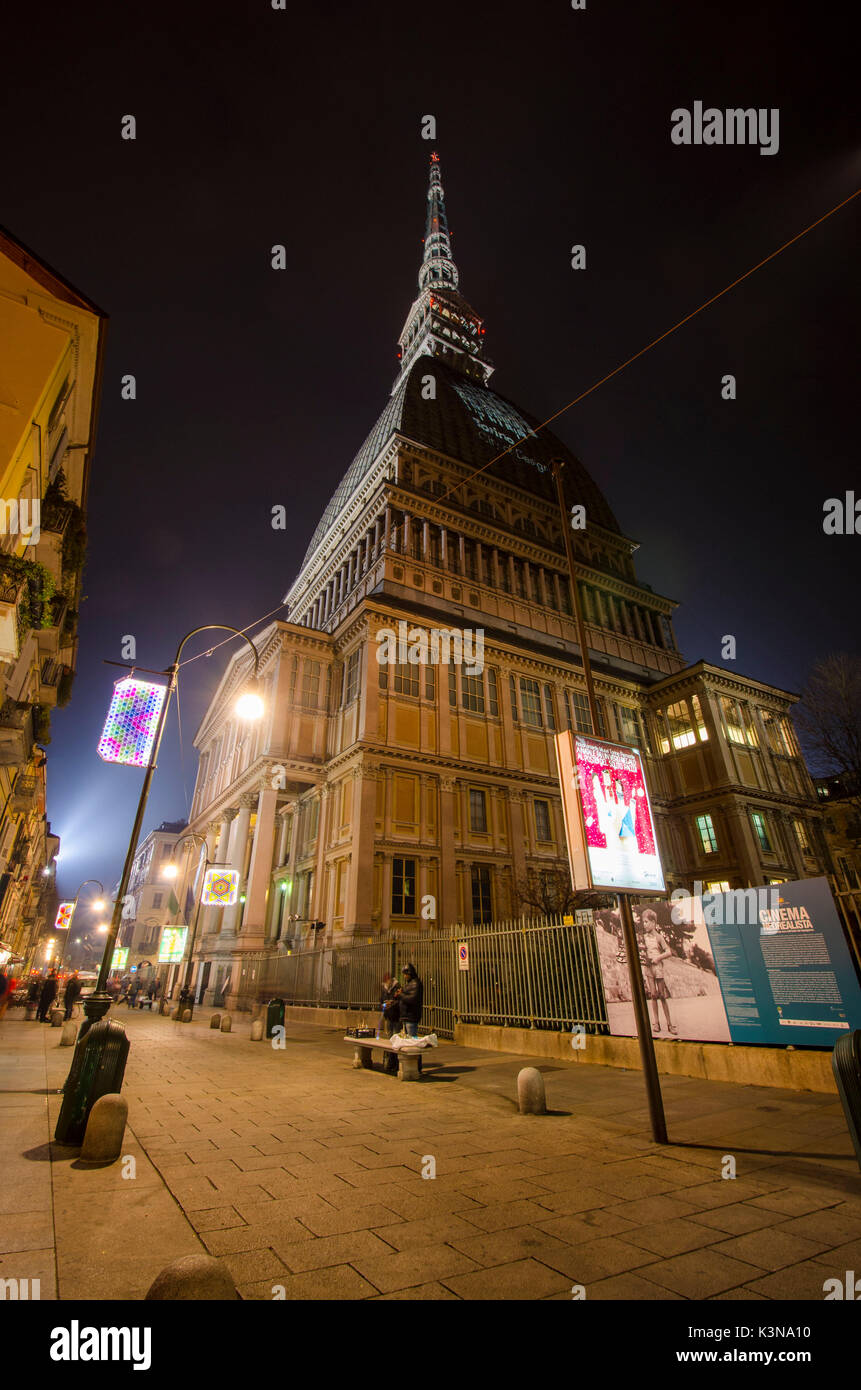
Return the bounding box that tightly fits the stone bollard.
[80,1094,128,1163]
[59,1020,77,1047]
[250,1019,263,1041]
[145,1253,238,1301]
[517,1067,547,1115]
[220,1014,232,1033]
[210,1013,221,1029]
[50,1008,63,1027]
[181,1009,192,1023]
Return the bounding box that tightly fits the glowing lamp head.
[162,863,178,880]
[235,680,264,721]
[93,898,106,912]
[97,924,109,934]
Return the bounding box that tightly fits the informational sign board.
[111,947,129,971]
[54,902,75,931]
[158,926,188,963]
[201,868,239,906]
[97,677,168,767]
[458,942,469,971]
[555,731,665,894]
[594,878,861,1047]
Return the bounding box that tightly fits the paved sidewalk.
[2,1006,860,1300]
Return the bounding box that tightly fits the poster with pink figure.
[556,732,666,893]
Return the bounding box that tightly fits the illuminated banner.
[54,902,75,931]
[202,868,239,906]
[111,947,129,970]
[97,678,168,767]
[158,926,188,963]
[555,732,665,894]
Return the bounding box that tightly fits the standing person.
[127,979,140,1009]
[62,971,82,1020]
[0,968,9,1020]
[378,972,399,1038]
[37,969,58,1022]
[398,964,424,1073]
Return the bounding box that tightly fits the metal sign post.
[552,456,668,1145]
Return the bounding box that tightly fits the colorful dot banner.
[97,678,168,767]
[201,868,239,906]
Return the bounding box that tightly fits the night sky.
[3,0,858,902]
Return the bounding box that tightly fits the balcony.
[9,774,38,814]
[39,658,61,707]
[0,700,32,767]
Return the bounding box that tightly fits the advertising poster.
[594,878,861,1047]
[158,926,188,963]
[594,902,731,1042]
[559,733,665,893]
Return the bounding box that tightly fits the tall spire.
[394,152,492,390]
[419,151,459,293]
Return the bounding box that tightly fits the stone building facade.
[183,155,828,999]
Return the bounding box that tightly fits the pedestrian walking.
[62,971,82,1020]
[0,968,10,1020]
[36,969,58,1022]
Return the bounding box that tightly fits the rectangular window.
[794,819,810,852]
[391,857,417,915]
[661,701,695,753]
[509,673,518,722]
[543,685,556,731]
[721,697,758,747]
[534,799,552,842]
[470,864,492,925]
[425,664,435,701]
[487,667,499,717]
[695,813,718,854]
[762,710,791,755]
[691,694,709,741]
[751,811,772,854]
[343,650,360,706]
[616,704,639,747]
[839,856,859,890]
[449,667,457,708]
[706,880,731,893]
[462,672,485,714]
[637,711,654,756]
[379,659,388,690]
[568,691,593,735]
[151,892,163,909]
[301,660,321,709]
[519,677,543,728]
[469,788,488,833]
[394,664,419,697]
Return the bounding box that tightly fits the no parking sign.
[458,942,469,971]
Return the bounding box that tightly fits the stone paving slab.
[2,1006,860,1301]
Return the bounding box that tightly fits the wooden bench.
[344,1036,425,1081]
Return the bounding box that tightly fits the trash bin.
[265,998,285,1040]
[54,1019,130,1146]
[833,1029,861,1172]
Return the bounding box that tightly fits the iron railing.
[235,915,609,1040]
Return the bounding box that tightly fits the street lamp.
[163,831,212,1020]
[81,624,263,1038]
[56,879,106,972]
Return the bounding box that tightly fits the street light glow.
[235,687,264,720]
[162,862,178,879]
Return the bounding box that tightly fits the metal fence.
[833,887,861,979]
[236,915,609,1040]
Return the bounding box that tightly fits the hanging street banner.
[97,677,168,767]
[54,902,75,931]
[555,731,665,894]
[158,926,188,963]
[201,868,239,906]
[594,878,861,1047]
[110,947,129,971]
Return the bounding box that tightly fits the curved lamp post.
[163,830,212,1020]
[79,625,263,1038]
[57,879,106,973]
